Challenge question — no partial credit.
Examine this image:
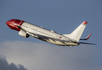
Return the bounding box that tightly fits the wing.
[18,26,96,46]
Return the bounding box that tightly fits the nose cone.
[6,21,10,26]
[6,21,8,25]
[6,19,22,31]
[6,21,12,28]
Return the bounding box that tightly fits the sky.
[0,0,102,70]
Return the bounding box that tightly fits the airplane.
[6,19,96,47]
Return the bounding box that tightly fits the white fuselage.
[7,19,91,46]
[21,22,78,46]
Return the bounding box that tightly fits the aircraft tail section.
[63,21,87,42]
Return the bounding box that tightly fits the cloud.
[0,53,27,70]
[0,40,101,70]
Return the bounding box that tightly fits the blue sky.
[0,0,102,70]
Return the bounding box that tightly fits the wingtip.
[82,21,87,25]
[86,33,92,39]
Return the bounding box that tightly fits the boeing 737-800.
[6,19,95,46]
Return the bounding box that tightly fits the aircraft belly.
[47,39,78,46]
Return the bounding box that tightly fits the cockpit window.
[14,19,21,23]
[9,19,21,23]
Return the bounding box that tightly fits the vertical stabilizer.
[63,21,87,42]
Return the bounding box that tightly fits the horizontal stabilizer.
[79,42,96,45]
[80,33,92,40]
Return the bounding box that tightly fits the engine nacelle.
[19,30,29,38]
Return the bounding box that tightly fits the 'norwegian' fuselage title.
[6,19,95,47]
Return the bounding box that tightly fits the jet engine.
[19,30,29,38]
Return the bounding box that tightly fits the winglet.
[82,21,87,25]
[86,33,92,39]
[80,33,92,40]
